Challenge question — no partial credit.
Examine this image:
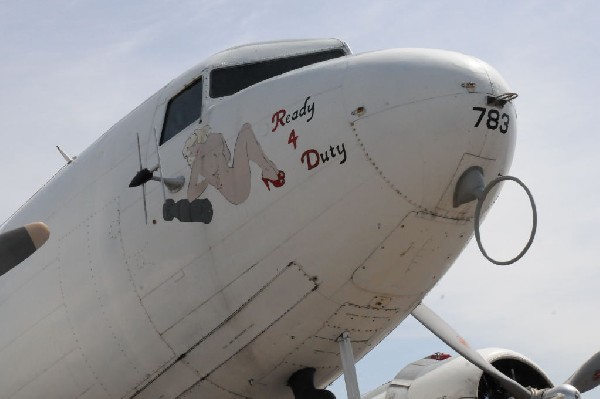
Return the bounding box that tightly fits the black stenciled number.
[472,107,510,133]
[499,113,509,134]
[473,107,486,127]
[486,109,500,130]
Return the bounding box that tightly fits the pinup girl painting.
[183,123,285,205]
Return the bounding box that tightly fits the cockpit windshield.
[209,48,346,98]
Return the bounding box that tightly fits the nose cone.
[343,49,516,216]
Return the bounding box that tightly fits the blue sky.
[1,1,599,397]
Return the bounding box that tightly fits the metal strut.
[337,331,361,399]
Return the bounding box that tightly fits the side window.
[160,77,203,145]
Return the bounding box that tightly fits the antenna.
[56,146,76,164]
[136,133,148,224]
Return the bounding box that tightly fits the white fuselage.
[0,40,516,398]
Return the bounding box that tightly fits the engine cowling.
[362,348,553,399]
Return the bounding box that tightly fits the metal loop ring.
[474,176,537,265]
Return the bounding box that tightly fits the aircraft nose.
[343,49,516,216]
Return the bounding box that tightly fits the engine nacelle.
[362,348,553,399]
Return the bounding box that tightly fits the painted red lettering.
[288,130,298,149]
[271,110,286,132]
[301,149,320,170]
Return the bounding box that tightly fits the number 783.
[472,107,509,134]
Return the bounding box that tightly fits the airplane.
[0,38,597,399]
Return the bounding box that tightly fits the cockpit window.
[209,49,346,98]
[160,77,203,145]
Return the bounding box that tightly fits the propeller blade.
[411,303,532,399]
[0,222,50,276]
[564,351,600,394]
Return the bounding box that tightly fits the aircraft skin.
[0,39,516,398]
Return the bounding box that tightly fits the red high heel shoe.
[262,171,285,191]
